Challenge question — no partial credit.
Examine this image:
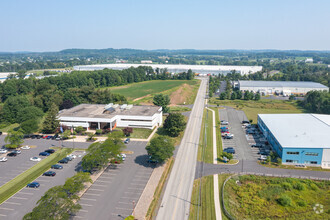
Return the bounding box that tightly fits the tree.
[221,152,233,161]
[254,92,261,101]
[277,158,282,165]
[266,156,271,164]
[42,103,59,134]
[153,94,170,113]
[163,113,186,137]
[62,130,71,139]
[20,119,39,134]
[2,95,31,123]
[146,136,174,163]
[17,70,27,79]
[4,129,24,148]
[63,172,92,196]
[236,90,243,99]
[219,92,226,100]
[244,91,250,100]
[17,106,43,123]
[60,99,74,110]
[122,127,133,136]
[75,126,85,134]
[230,92,237,100]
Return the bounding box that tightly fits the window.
[305,152,318,156]
[305,161,318,164]
[287,152,299,155]
[286,160,299,163]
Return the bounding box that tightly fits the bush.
[95,129,103,135]
[277,194,292,206]
[297,200,307,207]
[281,182,292,191]
[122,127,133,136]
[294,182,305,191]
[75,126,85,134]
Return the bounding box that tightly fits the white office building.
[58,104,163,130]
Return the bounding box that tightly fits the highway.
[156,77,207,220]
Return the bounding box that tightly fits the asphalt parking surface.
[0,149,85,219]
[73,141,154,220]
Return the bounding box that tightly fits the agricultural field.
[209,98,305,123]
[223,175,330,220]
[108,80,200,105]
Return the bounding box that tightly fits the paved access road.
[0,151,85,219]
[156,78,207,220]
[73,141,154,220]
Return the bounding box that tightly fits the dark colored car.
[43,171,56,176]
[45,149,55,154]
[124,138,130,144]
[46,136,53,139]
[64,156,73,161]
[36,135,43,139]
[251,144,264,148]
[31,135,37,139]
[0,131,2,135]
[12,150,21,154]
[27,182,40,188]
[51,164,63,169]
[147,156,158,163]
[39,152,50,156]
[58,158,69,163]
[224,148,235,154]
[242,120,250,124]
[23,134,31,139]
[7,152,18,157]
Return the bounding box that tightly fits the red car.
[42,136,49,139]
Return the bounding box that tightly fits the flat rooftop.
[239,80,328,89]
[258,114,330,149]
[58,104,161,119]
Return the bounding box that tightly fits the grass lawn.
[169,106,191,113]
[0,123,20,132]
[210,107,223,159]
[107,80,198,101]
[0,148,73,204]
[223,175,330,219]
[189,175,216,220]
[197,109,214,163]
[259,161,330,172]
[209,98,305,123]
[129,127,154,139]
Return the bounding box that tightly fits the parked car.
[0,131,2,135]
[21,145,30,150]
[7,152,17,157]
[23,134,31,139]
[58,158,69,163]
[0,149,8,154]
[64,156,73,161]
[42,136,48,139]
[12,150,21,154]
[242,120,250,124]
[27,182,40,188]
[30,157,41,162]
[0,157,7,162]
[36,135,43,139]
[251,144,264,148]
[147,155,159,163]
[224,134,234,139]
[124,138,130,144]
[39,152,50,156]
[67,154,76,159]
[224,148,235,154]
[259,155,267,160]
[45,149,55,154]
[43,171,56,176]
[46,136,53,140]
[51,164,63,169]
[31,135,37,139]
[221,120,229,125]
[259,150,270,156]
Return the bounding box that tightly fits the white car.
[259,155,267,161]
[120,153,127,161]
[0,157,7,162]
[0,149,8,154]
[21,145,30,150]
[30,157,41,162]
[67,154,77,159]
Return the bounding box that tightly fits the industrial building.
[258,114,330,168]
[237,80,329,96]
[58,104,163,130]
[73,64,262,75]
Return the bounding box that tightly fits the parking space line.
[118,201,133,205]
[128,187,144,190]
[95,180,111,183]
[130,183,146,186]
[80,198,96,201]
[80,203,93,207]
[0,214,7,217]
[17,192,33,195]
[98,176,113,179]
[115,207,132,211]
[74,216,84,219]
[79,210,88,213]
[121,197,139,200]
[3,202,21,205]
[124,192,141,194]
[11,196,28,200]
[84,193,100,196]
[88,188,104,192]
[92,184,107,187]
[0,207,14,211]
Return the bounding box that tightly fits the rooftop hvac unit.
[126,104,133,110]
[104,103,113,110]
[120,104,127,109]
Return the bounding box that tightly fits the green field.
[0,148,73,204]
[108,80,199,102]
[197,109,214,163]
[0,123,20,132]
[223,175,330,219]
[209,99,305,123]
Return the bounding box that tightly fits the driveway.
[73,141,154,220]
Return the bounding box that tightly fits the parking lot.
[0,149,85,219]
[73,141,154,220]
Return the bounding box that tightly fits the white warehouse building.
[238,80,329,96]
[73,64,263,75]
[58,104,163,130]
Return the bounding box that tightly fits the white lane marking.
[11,197,28,200]
[79,210,88,212]
[80,203,93,207]
[92,184,107,187]
[80,198,96,201]
[128,187,144,190]
[0,214,7,217]
[0,207,14,211]
[3,202,21,205]
[88,188,104,192]
[115,207,132,211]
[95,180,111,183]
[97,176,113,180]
[130,183,146,186]
[84,193,100,196]
[118,202,132,205]
[124,192,141,194]
[17,192,33,195]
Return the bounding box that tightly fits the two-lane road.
[157,78,207,220]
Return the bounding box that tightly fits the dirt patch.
[133,94,152,102]
[170,84,192,105]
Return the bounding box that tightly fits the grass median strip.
[0,148,73,204]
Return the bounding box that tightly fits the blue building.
[257,114,330,168]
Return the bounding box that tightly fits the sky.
[1,0,330,52]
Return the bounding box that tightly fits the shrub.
[277,195,292,206]
[297,200,307,207]
[122,127,133,136]
[294,182,305,191]
[75,126,85,134]
[281,182,292,191]
[95,129,103,135]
